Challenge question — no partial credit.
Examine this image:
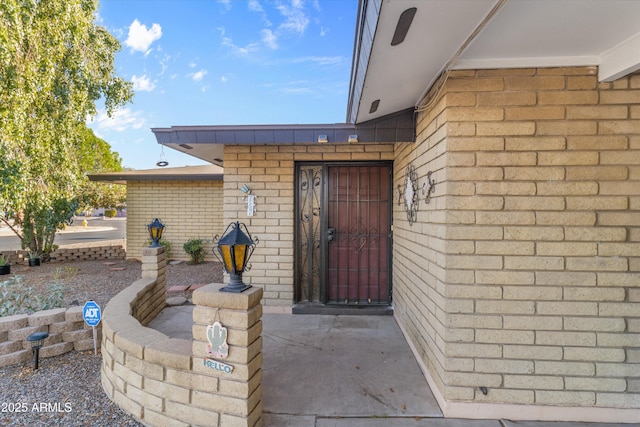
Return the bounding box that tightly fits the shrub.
[183,238,207,265]
[104,208,117,217]
[0,276,64,317]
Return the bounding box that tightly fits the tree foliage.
[0,0,133,259]
[76,125,127,212]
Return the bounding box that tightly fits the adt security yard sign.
[83,301,101,355]
[83,301,101,326]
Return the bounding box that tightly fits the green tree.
[0,0,133,260]
[76,125,127,213]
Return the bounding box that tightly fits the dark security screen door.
[326,165,391,305]
[296,162,392,307]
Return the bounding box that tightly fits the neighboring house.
[89,165,224,260]
[145,0,639,423]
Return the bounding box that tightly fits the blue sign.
[83,301,101,327]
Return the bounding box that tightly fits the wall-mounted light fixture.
[348,135,359,144]
[317,135,328,143]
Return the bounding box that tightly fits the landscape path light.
[213,221,257,293]
[27,331,49,370]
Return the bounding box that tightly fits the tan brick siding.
[223,143,395,307]
[126,181,223,261]
[393,67,640,408]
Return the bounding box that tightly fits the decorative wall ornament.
[206,321,229,359]
[422,171,436,204]
[398,163,420,225]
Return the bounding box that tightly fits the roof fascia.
[346,0,382,124]
[87,173,223,183]
[151,109,414,146]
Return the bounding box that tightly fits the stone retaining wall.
[1,245,126,266]
[0,306,99,368]
[51,245,126,263]
[101,245,263,426]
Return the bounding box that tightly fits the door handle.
[327,227,336,243]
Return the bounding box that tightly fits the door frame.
[294,161,394,309]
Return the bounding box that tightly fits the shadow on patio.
[148,307,442,425]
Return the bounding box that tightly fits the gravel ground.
[0,258,223,426]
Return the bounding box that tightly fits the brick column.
[136,246,166,326]
[191,284,263,427]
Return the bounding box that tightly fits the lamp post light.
[27,331,49,370]
[147,218,165,248]
[213,221,257,293]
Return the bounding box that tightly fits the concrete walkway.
[148,307,635,427]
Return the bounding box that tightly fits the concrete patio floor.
[148,306,635,427]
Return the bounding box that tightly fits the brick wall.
[393,67,640,419]
[223,143,395,307]
[126,180,223,261]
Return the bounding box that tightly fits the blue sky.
[89,0,357,170]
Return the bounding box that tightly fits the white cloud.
[320,26,327,36]
[222,36,259,56]
[277,1,309,34]
[159,54,171,76]
[264,77,346,97]
[281,86,313,95]
[248,0,264,12]
[191,69,208,82]
[93,108,146,132]
[218,0,231,10]
[131,74,156,92]
[292,56,344,66]
[125,19,162,55]
[261,29,278,49]
[220,75,228,83]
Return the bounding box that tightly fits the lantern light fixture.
[147,218,165,248]
[213,221,257,293]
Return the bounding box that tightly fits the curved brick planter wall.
[100,246,263,426]
[0,307,99,368]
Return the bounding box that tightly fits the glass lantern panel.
[220,245,234,273]
[234,245,247,272]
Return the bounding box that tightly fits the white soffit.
[456,0,640,79]
[163,143,224,167]
[358,0,497,123]
[356,0,640,124]
[599,32,640,82]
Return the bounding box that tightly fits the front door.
[295,163,392,309]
